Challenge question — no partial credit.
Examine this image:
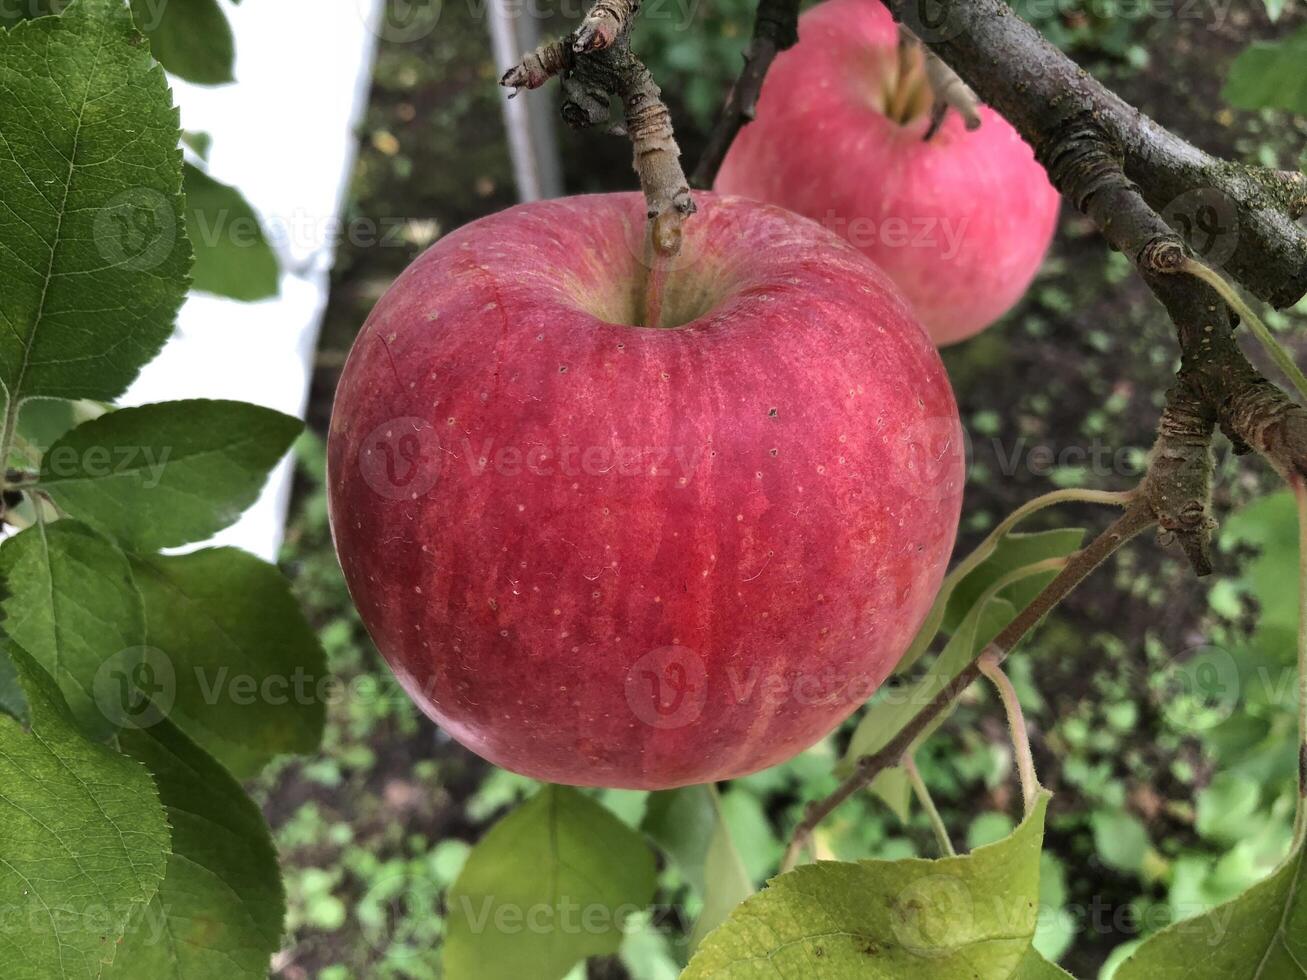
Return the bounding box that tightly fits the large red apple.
[327,192,964,789]
[716,0,1060,345]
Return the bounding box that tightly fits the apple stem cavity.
[880,28,982,137]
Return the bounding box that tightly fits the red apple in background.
[327,192,965,789]
[716,0,1060,345]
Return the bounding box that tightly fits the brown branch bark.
[691,0,800,189]
[574,0,640,53]
[501,14,694,254]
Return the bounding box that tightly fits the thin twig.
[898,487,1132,673]
[690,0,799,188]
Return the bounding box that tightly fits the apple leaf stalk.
[500,0,694,256]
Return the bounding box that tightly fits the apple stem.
[883,29,981,136]
[883,36,932,126]
[642,255,668,328]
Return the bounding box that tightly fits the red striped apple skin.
[716,0,1060,346]
[327,192,964,789]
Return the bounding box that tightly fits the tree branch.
[501,6,694,254]
[881,0,1307,308]
[691,0,800,189]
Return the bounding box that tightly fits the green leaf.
[1223,490,1299,645]
[1090,810,1150,875]
[1224,27,1307,115]
[643,785,753,947]
[0,0,190,409]
[684,793,1052,978]
[129,548,326,776]
[445,785,658,980]
[0,520,144,739]
[941,529,1085,634]
[1196,772,1262,845]
[184,163,280,300]
[0,0,65,30]
[1033,853,1073,963]
[16,396,98,455]
[838,596,1016,791]
[0,645,169,978]
[0,648,24,721]
[1117,842,1307,979]
[1013,946,1076,979]
[897,528,1083,676]
[38,399,302,550]
[131,0,234,84]
[104,718,285,979]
